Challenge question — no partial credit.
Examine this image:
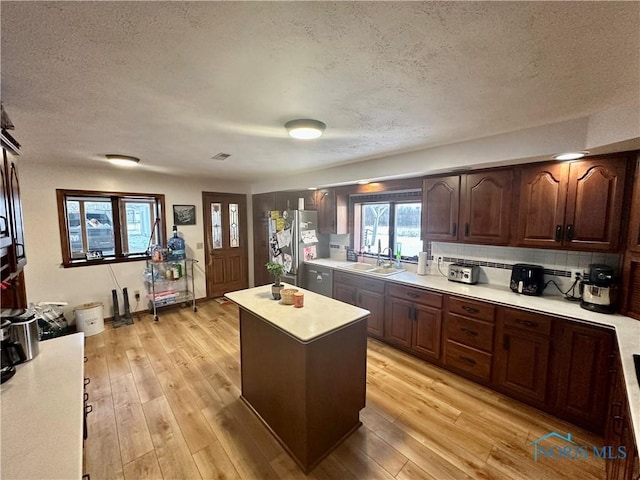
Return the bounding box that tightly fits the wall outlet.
[571,269,583,281]
[436,255,444,265]
[134,290,140,300]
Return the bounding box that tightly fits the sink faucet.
[377,247,393,266]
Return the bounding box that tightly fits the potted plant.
[265,261,286,300]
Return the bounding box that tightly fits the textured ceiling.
[1,1,639,182]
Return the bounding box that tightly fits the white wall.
[251,101,640,193]
[19,162,252,322]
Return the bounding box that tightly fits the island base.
[239,308,367,473]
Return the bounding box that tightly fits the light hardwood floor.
[83,300,606,480]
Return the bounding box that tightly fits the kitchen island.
[225,284,369,473]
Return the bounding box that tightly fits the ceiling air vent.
[211,152,231,161]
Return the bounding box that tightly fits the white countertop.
[308,258,640,447]
[225,284,370,343]
[1,333,85,480]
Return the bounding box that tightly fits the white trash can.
[74,302,105,336]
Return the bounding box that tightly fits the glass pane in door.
[229,203,239,247]
[211,203,222,249]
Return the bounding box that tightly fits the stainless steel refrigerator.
[268,210,328,286]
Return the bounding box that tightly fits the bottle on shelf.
[167,225,186,260]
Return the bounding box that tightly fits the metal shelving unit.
[144,258,197,321]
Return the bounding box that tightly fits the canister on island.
[294,292,304,308]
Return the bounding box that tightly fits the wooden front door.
[203,192,248,298]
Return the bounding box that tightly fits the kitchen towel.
[417,251,428,275]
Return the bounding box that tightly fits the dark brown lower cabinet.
[550,321,613,434]
[384,285,443,361]
[333,272,385,338]
[494,308,551,407]
[605,348,640,480]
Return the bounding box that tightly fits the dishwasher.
[304,264,333,298]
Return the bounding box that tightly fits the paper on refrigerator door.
[301,229,319,244]
[303,245,317,260]
[276,228,292,248]
[283,253,293,273]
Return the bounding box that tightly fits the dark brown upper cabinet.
[422,175,460,241]
[422,169,513,245]
[316,188,347,235]
[515,155,629,251]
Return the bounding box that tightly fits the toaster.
[510,264,545,295]
[448,263,479,284]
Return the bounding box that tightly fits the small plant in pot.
[265,261,286,300]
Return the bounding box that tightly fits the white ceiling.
[1,1,639,183]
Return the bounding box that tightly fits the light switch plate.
[196,242,204,249]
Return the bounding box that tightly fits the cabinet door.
[460,169,513,244]
[317,188,337,234]
[412,304,442,360]
[0,156,10,248]
[333,282,357,306]
[552,322,613,433]
[274,191,300,212]
[422,176,460,241]
[7,151,26,270]
[564,157,627,251]
[383,297,413,348]
[626,157,640,253]
[359,289,385,338]
[515,163,569,247]
[495,326,550,406]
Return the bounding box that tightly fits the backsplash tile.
[430,242,622,294]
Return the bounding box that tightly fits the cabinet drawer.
[445,313,494,353]
[387,284,443,308]
[448,297,495,323]
[501,308,552,336]
[333,271,385,294]
[444,340,492,381]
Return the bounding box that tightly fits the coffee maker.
[581,264,616,314]
[1,319,26,383]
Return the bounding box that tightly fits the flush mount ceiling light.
[553,151,589,161]
[106,154,140,167]
[285,119,326,140]
[357,180,370,185]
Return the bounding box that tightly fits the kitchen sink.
[370,266,405,276]
[347,263,377,272]
[345,263,404,276]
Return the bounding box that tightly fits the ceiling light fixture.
[357,180,370,185]
[553,151,589,161]
[285,119,326,140]
[106,154,140,167]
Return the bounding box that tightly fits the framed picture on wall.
[173,205,196,225]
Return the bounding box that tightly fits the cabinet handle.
[503,334,510,350]
[460,327,478,337]
[555,225,563,242]
[452,223,457,236]
[459,356,477,365]
[565,224,574,241]
[465,223,470,237]
[410,307,417,321]
[85,404,93,415]
[352,292,356,304]
[84,377,91,386]
[516,319,538,328]
[406,292,419,298]
[462,306,479,314]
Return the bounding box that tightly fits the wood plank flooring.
[83,300,606,479]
